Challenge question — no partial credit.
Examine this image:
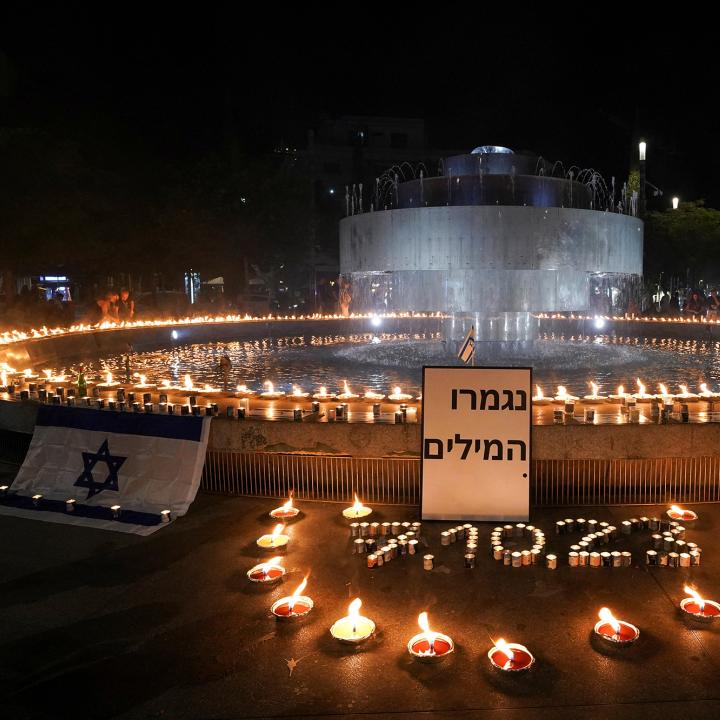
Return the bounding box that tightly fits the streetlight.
[638,140,647,216]
[638,141,647,162]
[672,197,679,210]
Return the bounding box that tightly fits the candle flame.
[557,385,567,398]
[659,383,669,396]
[534,384,544,400]
[44,369,52,379]
[598,607,622,635]
[271,523,284,539]
[494,637,515,663]
[288,574,310,611]
[636,378,646,396]
[684,585,705,612]
[262,556,283,574]
[318,386,327,397]
[679,384,690,396]
[139,374,146,385]
[590,381,599,397]
[281,497,293,512]
[417,611,437,653]
[348,597,362,632]
[184,374,193,390]
[343,380,352,395]
[617,385,624,396]
[237,384,248,393]
[24,368,32,377]
[265,380,274,393]
[292,385,304,396]
[106,371,113,385]
[352,494,364,512]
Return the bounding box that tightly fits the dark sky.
[2,14,717,206]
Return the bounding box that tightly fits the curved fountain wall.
[340,150,643,340]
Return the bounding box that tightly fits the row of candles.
[251,495,719,669]
[0,366,419,404]
[533,380,720,404]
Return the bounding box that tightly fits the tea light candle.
[667,505,698,522]
[407,611,454,661]
[532,385,551,405]
[271,576,313,619]
[594,607,639,644]
[680,586,720,621]
[32,493,43,506]
[257,523,290,550]
[111,504,121,519]
[343,494,372,519]
[330,598,375,643]
[488,638,535,672]
[65,498,76,513]
[160,509,171,523]
[247,556,285,583]
[337,380,359,401]
[270,496,300,520]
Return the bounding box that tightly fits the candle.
[532,385,551,406]
[593,607,639,645]
[583,381,607,402]
[667,505,698,522]
[32,493,43,506]
[388,386,413,402]
[235,384,256,397]
[271,575,313,619]
[407,611,454,661]
[675,384,699,401]
[337,380,359,401]
[260,381,285,399]
[608,385,628,403]
[65,498,76,513]
[330,597,376,643]
[160,509,171,523]
[698,383,720,399]
[363,389,385,402]
[680,586,720,621]
[553,385,578,403]
[312,386,334,401]
[488,638,535,672]
[256,523,290,550]
[270,496,300,520]
[133,373,156,389]
[98,371,120,388]
[291,385,309,399]
[247,556,286,583]
[342,494,372,519]
[111,504,121,519]
[633,378,654,402]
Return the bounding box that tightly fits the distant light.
[371,336,381,344]
[594,316,606,330]
[639,141,647,162]
[371,315,381,328]
[672,196,679,210]
[241,197,247,204]
[171,330,178,340]
[329,188,335,195]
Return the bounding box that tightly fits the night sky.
[2,16,717,206]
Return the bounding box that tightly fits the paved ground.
[1,491,720,719]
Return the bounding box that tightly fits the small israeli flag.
[458,325,475,364]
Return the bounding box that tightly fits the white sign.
[421,366,531,521]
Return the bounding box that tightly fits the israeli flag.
[458,325,475,364]
[2,405,210,534]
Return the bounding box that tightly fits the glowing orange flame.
[590,381,599,397]
[598,607,622,635]
[636,378,646,396]
[684,585,705,612]
[288,574,310,611]
[533,385,544,400]
[184,374,193,390]
[494,637,515,666]
[659,383,669,396]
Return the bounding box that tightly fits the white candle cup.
[256,532,290,550]
[423,554,434,571]
[330,615,376,644]
[247,561,285,583]
[407,631,454,661]
[65,499,76,513]
[271,596,314,620]
[593,618,639,645]
[680,597,720,622]
[160,509,171,523]
[111,504,121,519]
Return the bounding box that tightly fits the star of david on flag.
[75,439,126,499]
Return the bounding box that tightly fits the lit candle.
[656,383,673,402]
[247,556,286,583]
[111,504,121,519]
[342,494,372,519]
[271,575,313,619]
[608,385,628,402]
[675,384,699,401]
[337,380,359,401]
[99,371,119,388]
[260,381,285,399]
[532,385,551,406]
[407,611,454,661]
[270,496,300,520]
[388,386,413,402]
[235,384,256,397]
[291,385,309,399]
[553,385,578,403]
[363,389,386,402]
[256,523,290,550]
[488,637,535,672]
[593,607,639,645]
[667,505,698,522]
[312,386,334,401]
[680,585,720,621]
[633,378,653,402]
[699,383,719,399]
[133,373,156,389]
[583,381,607,402]
[330,597,376,643]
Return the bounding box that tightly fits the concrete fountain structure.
[340,146,643,340]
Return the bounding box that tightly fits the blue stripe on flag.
[36,405,204,442]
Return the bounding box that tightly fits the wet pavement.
[1,494,720,719]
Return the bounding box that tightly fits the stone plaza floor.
[1,492,720,719]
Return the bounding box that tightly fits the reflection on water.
[85,332,720,396]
